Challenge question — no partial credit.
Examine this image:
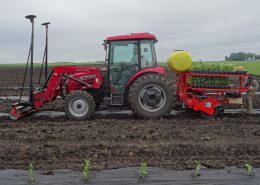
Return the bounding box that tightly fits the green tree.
[225,52,257,61]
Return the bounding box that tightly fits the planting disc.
[167,50,192,72]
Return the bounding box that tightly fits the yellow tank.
[167,50,192,72]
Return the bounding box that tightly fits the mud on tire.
[65,90,96,120]
[128,74,174,119]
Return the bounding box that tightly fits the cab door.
[109,40,139,94]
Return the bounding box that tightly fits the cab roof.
[105,32,156,42]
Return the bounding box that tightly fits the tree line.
[225,52,260,61]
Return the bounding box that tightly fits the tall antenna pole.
[25,15,36,108]
[42,22,50,80]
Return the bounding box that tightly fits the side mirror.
[105,59,109,66]
[103,43,107,51]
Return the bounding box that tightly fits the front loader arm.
[33,70,63,109]
[33,66,103,110]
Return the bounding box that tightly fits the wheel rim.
[69,98,89,117]
[138,84,166,112]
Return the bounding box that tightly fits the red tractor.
[10,32,174,120]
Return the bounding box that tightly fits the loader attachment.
[9,15,38,121]
[9,102,36,120]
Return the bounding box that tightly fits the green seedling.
[192,161,201,177]
[82,159,91,180]
[28,163,35,182]
[245,161,254,176]
[139,161,148,178]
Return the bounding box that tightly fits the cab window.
[140,40,156,68]
[110,41,138,66]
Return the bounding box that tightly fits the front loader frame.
[10,66,103,120]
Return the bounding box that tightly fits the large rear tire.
[128,74,174,119]
[65,90,96,120]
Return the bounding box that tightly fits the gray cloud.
[0,0,259,63]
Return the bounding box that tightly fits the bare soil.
[0,113,260,171]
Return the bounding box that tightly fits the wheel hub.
[139,85,166,112]
[69,98,89,117]
[143,89,162,107]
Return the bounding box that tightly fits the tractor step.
[111,94,123,105]
[104,94,124,106]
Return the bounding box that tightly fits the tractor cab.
[10,23,173,120]
[103,33,159,105]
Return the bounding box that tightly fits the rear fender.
[126,67,166,88]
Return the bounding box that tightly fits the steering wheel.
[120,62,137,71]
[111,62,135,72]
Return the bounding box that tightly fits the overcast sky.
[0,0,260,63]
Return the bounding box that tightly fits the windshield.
[110,40,139,66]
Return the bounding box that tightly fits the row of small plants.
[189,62,238,88]
[192,71,247,75]
[26,160,255,183]
[190,76,231,89]
[191,62,246,74]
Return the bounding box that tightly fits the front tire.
[65,90,96,120]
[128,74,174,119]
